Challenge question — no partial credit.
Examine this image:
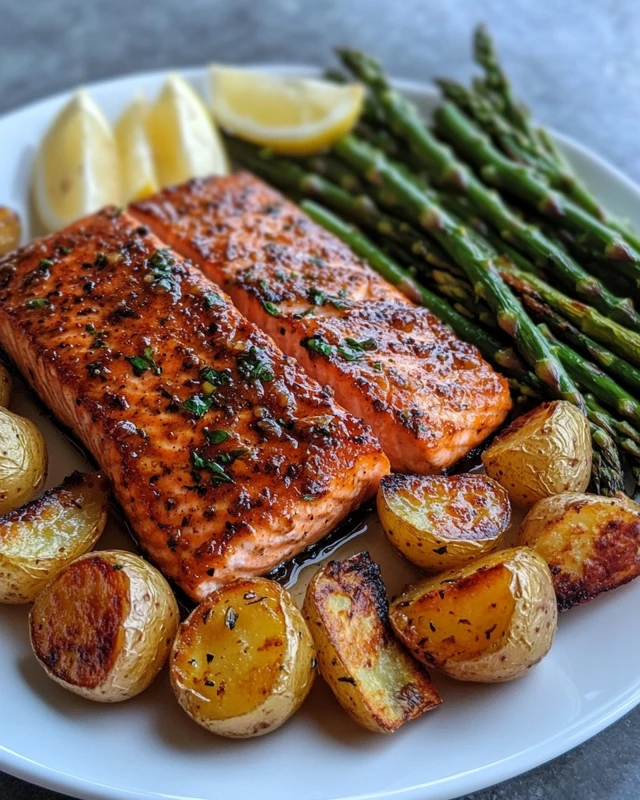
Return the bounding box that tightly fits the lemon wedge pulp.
[147,74,229,188]
[209,68,364,155]
[115,95,159,203]
[33,90,120,232]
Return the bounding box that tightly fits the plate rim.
[1,63,640,800]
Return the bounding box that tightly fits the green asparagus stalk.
[299,199,527,376]
[333,133,584,408]
[472,26,640,252]
[501,264,640,368]
[588,423,625,495]
[585,395,640,448]
[540,325,640,426]
[434,101,640,273]
[336,48,640,328]
[520,293,640,396]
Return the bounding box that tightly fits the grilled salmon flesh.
[0,209,388,600]
[132,173,512,473]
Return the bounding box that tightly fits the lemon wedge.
[209,68,364,155]
[33,90,120,232]
[147,75,229,188]
[115,94,159,202]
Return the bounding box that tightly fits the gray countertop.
[1,1,639,798]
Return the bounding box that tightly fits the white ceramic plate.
[1,66,640,800]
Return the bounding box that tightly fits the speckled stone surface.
[0,1,639,798]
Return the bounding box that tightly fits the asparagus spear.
[336,49,640,328]
[585,395,640,448]
[588,423,625,495]
[501,264,640,368]
[434,101,640,273]
[539,325,640,426]
[472,26,640,252]
[521,293,640,396]
[333,133,584,408]
[299,199,527,376]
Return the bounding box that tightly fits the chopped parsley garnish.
[293,307,315,319]
[302,494,316,502]
[302,336,334,358]
[127,346,158,376]
[237,346,275,383]
[373,361,383,371]
[204,293,224,309]
[262,300,281,317]
[112,564,124,571]
[309,256,326,268]
[307,286,349,310]
[200,366,231,388]
[61,246,72,255]
[191,451,234,485]
[25,298,49,309]
[94,252,108,268]
[38,258,54,270]
[146,249,179,295]
[86,323,107,349]
[205,429,231,445]
[183,394,213,418]
[302,335,377,362]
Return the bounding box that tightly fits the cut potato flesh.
[390,547,557,683]
[519,491,640,610]
[171,577,316,737]
[377,473,510,572]
[304,552,441,733]
[31,554,129,689]
[0,470,109,603]
[30,550,179,702]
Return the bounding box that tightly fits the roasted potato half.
[0,407,47,514]
[0,206,21,256]
[171,577,316,738]
[30,550,179,702]
[482,401,591,508]
[0,361,11,408]
[303,552,441,733]
[519,491,640,610]
[378,474,510,572]
[390,547,557,683]
[0,471,109,603]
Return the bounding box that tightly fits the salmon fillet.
[0,209,388,600]
[132,173,512,473]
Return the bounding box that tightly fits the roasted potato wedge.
[0,407,47,514]
[519,491,640,610]
[0,361,11,408]
[171,577,316,738]
[390,547,557,683]
[303,552,441,733]
[0,206,21,256]
[378,474,510,572]
[0,471,109,603]
[482,401,591,508]
[30,550,179,702]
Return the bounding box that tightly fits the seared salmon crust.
[132,173,512,473]
[0,209,388,600]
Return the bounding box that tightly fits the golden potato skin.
[0,206,21,256]
[377,474,510,572]
[304,552,441,733]
[519,492,640,610]
[390,547,557,683]
[30,550,179,702]
[171,578,316,738]
[0,471,109,603]
[0,407,47,514]
[482,401,591,508]
[0,361,11,408]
